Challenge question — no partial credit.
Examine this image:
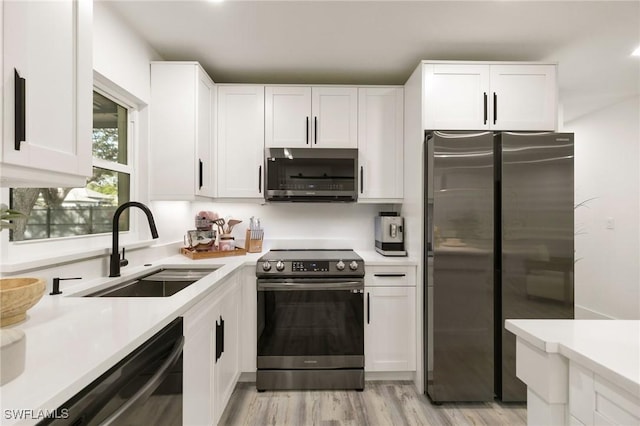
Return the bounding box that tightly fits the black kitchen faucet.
[109,201,159,277]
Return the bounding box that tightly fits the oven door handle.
[257,280,363,291]
[100,336,184,426]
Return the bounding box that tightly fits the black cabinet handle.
[493,92,497,125]
[367,292,370,324]
[14,69,26,150]
[198,159,203,190]
[306,116,309,144]
[373,273,406,278]
[483,92,488,125]
[258,165,262,193]
[314,116,318,144]
[215,319,221,362]
[215,316,224,363]
[360,166,364,194]
[220,315,225,357]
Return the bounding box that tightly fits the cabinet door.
[311,87,358,148]
[150,62,202,200]
[423,63,490,130]
[217,85,265,198]
[2,0,92,187]
[490,64,557,130]
[214,279,241,425]
[365,286,416,371]
[183,296,217,426]
[358,87,404,201]
[265,86,311,148]
[196,68,216,197]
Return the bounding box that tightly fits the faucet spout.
[109,201,159,277]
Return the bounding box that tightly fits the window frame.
[1,77,144,263]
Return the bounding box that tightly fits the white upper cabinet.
[312,87,358,148]
[216,85,265,198]
[358,87,404,202]
[150,62,216,200]
[1,0,92,188]
[265,86,358,148]
[265,86,311,147]
[423,64,490,130]
[490,65,557,131]
[423,62,557,131]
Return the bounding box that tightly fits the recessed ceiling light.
[632,45,640,57]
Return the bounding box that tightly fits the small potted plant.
[0,204,25,231]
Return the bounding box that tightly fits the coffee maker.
[374,212,407,256]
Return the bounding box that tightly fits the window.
[9,90,134,241]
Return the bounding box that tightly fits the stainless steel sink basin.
[85,267,220,298]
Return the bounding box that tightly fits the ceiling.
[106,0,639,117]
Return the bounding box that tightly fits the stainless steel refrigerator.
[424,131,574,402]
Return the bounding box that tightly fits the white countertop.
[505,319,640,397]
[0,249,416,425]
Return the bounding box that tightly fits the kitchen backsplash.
[192,202,396,250]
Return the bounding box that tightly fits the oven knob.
[336,260,345,271]
[349,260,359,271]
[276,260,285,271]
[262,261,272,271]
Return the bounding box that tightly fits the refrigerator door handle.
[433,130,492,139]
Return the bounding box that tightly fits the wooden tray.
[180,247,247,259]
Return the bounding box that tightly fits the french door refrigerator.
[424,131,574,402]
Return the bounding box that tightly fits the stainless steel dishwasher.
[39,318,184,425]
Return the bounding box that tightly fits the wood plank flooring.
[218,381,527,426]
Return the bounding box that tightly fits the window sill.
[0,240,162,274]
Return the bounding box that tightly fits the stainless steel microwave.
[264,148,358,202]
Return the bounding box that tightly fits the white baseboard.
[365,371,415,381]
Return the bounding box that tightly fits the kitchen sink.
[84,267,220,298]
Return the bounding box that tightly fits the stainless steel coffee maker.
[374,212,407,256]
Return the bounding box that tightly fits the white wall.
[93,1,161,104]
[567,96,640,319]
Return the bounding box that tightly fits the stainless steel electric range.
[256,249,365,391]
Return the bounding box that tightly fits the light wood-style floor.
[218,381,527,426]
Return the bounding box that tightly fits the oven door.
[257,278,364,369]
[264,148,358,201]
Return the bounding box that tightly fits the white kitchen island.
[505,319,639,426]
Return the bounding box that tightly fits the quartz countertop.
[505,319,640,397]
[0,249,416,425]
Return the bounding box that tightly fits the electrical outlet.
[606,217,615,230]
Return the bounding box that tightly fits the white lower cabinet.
[364,266,417,372]
[213,279,241,424]
[570,362,640,426]
[183,272,241,425]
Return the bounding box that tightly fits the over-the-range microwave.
[264,148,358,202]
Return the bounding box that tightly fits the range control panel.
[256,250,364,278]
[292,261,329,272]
